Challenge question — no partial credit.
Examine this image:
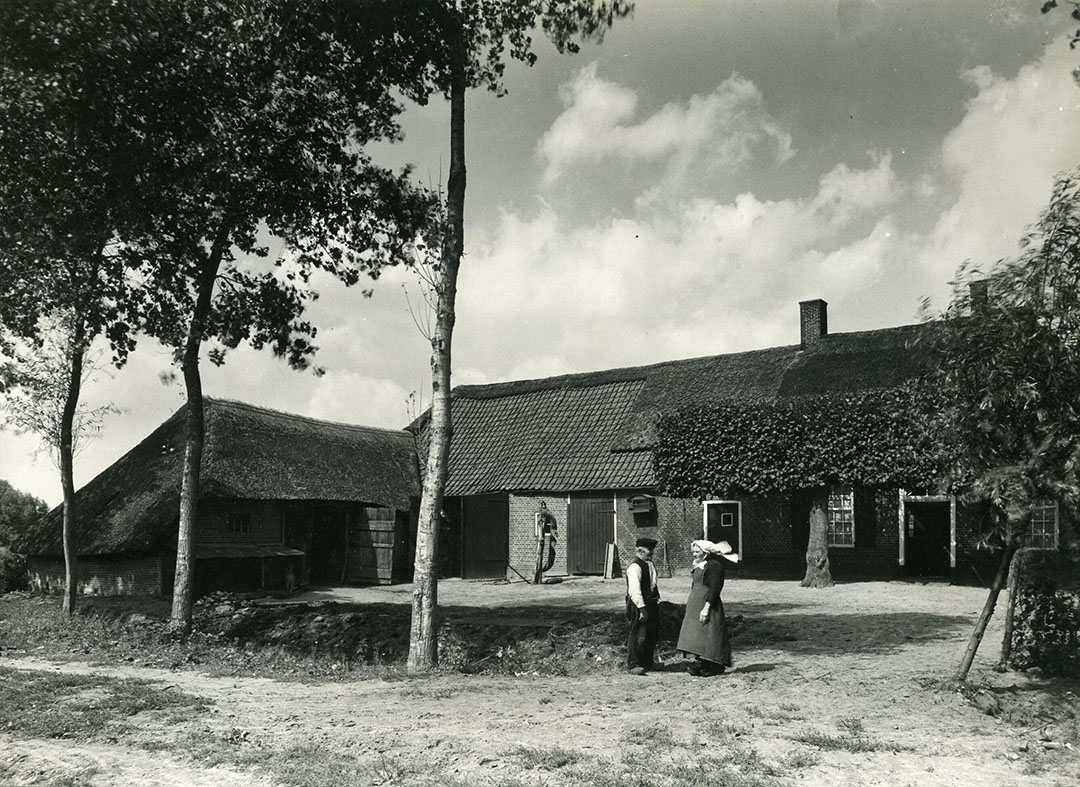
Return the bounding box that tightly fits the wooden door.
[461,494,508,580]
[704,501,741,554]
[568,494,613,575]
[343,507,396,585]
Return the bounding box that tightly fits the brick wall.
[827,488,903,581]
[28,554,165,596]
[737,493,799,578]
[197,499,283,544]
[953,499,1000,587]
[616,494,700,578]
[504,486,923,584]
[508,492,568,580]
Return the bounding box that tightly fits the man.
[625,536,660,675]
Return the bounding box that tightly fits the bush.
[1011,581,1080,676]
[1010,551,1080,677]
[0,546,28,593]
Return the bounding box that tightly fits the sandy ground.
[2,577,1078,787]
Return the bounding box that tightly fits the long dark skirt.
[676,569,732,667]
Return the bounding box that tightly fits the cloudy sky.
[4,0,1080,506]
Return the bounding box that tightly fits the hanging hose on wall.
[532,501,558,585]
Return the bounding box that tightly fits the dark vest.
[630,557,659,605]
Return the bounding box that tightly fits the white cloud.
[454,153,904,377]
[913,37,1080,309]
[537,64,794,195]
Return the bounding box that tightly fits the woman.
[676,539,738,676]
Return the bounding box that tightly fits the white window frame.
[701,500,743,555]
[826,485,855,548]
[1026,502,1059,549]
[897,491,957,568]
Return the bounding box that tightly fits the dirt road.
[2,578,1077,786]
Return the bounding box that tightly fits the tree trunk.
[407,16,465,674]
[996,546,1022,671]
[954,537,1021,683]
[59,319,87,619]
[801,488,833,588]
[169,248,226,636]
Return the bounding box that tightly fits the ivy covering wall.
[654,383,949,499]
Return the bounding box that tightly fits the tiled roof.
[445,380,653,495]
[432,321,935,496]
[24,398,420,556]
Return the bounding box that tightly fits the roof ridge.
[450,320,934,400]
[206,397,411,438]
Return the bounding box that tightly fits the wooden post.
[533,514,544,585]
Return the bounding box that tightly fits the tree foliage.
[1,325,118,469]
[0,1,151,615]
[925,167,1080,549]
[925,167,1080,681]
[654,384,947,500]
[0,480,46,550]
[3,0,440,630]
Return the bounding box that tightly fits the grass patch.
[0,665,210,742]
[744,703,806,722]
[622,721,678,749]
[506,744,583,770]
[780,748,821,769]
[793,730,907,754]
[702,718,744,742]
[0,758,101,787]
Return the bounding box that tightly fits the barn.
[21,398,420,597]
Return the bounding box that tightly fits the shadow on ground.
[191,596,974,673]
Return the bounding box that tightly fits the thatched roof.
[420,321,935,496]
[23,398,420,557]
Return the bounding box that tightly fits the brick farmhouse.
[419,299,1060,586]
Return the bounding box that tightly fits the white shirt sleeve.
[626,562,645,608]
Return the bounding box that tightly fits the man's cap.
[636,537,658,549]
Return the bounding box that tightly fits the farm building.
[416,299,1062,586]
[21,398,420,597]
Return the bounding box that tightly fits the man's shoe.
[687,663,703,676]
[629,666,647,676]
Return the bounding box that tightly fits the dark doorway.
[704,501,741,554]
[904,501,951,578]
[309,505,349,583]
[461,494,508,580]
[568,494,613,575]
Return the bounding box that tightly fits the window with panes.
[827,485,855,547]
[1025,504,1058,549]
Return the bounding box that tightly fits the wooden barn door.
[345,506,396,585]
[461,494,508,580]
[568,494,613,575]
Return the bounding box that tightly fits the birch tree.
[399,0,632,673]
